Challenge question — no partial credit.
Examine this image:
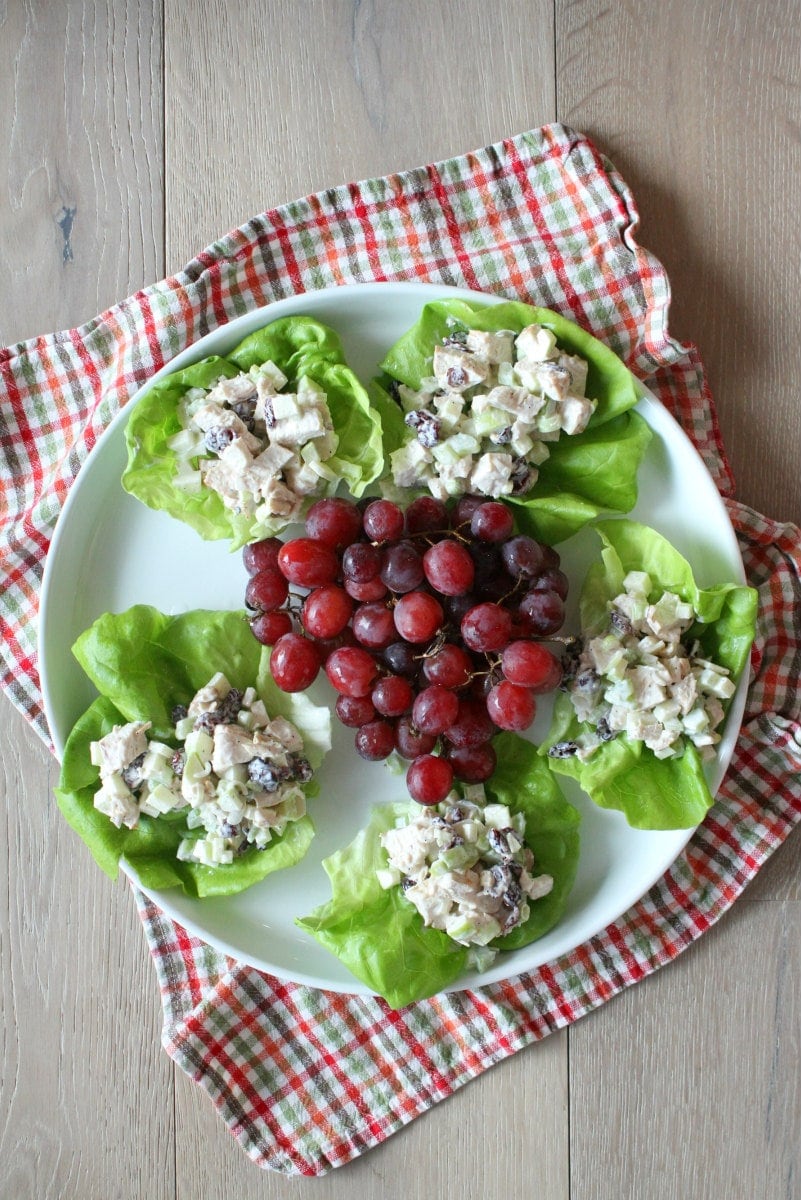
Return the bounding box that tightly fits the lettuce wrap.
[55,607,331,897]
[541,520,758,829]
[296,734,580,1007]
[373,299,652,544]
[122,316,384,550]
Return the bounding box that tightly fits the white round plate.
[40,282,748,995]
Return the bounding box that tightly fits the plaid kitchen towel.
[2,124,800,1175]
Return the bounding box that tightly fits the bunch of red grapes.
[242,494,567,806]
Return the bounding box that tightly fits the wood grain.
[556,0,801,524]
[0,2,172,1197]
[0,0,164,345]
[569,900,801,1199]
[164,0,555,267]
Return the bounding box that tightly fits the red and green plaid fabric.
[2,124,800,1175]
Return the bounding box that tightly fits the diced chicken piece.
[469,452,514,498]
[465,329,515,365]
[673,674,698,714]
[529,362,573,401]
[405,876,455,926]
[201,459,257,512]
[558,353,589,397]
[94,777,141,829]
[266,717,304,754]
[187,673,231,719]
[627,666,668,709]
[270,406,330,447]
[523,873,554,901]
[514,324,557,362]
[391,439,433,487]
[558,395,595,435]
[192,402,262,451]
[432,345,489,392]
[90,721,151,776]
[625,710,665,744]
[245,442,296,486]
[482,385,545,422]
[211,374,258,403]
[256,477,304,518]
[218,437,255,474]
[211,724,256,773]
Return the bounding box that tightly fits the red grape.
[245,567,289,613]
[422,539,475,596]
[243,537,283,576]
[517,588,565,636]
[372,674,414,717]
[352,602,397,650]
[406,754,454,805]
[501,640,561,689]
[342,541,382,583]
[447,741,497,783]
[344,576,389,602]
[412,685,460,735]
[363,499,404,543]
[501,535,546,580]
[528,567,569,601]
[486,681,537,731]
[335,694,376,728]
[325,645,379,697]
[278,538,339,587]
[404,495,448,534]
[355,720,397,761]
[394,591,444,644]
[395,717,437,760]
[444,698,497,748]
[470,501,514,543]
[380,541,424,593]
[453,494,484,528]
[382,641,420,677]
[304,497,363,549]
[250,610,293,645]
[461,602,513,652]
[301,585,353,640]
[422,643,473,689]
[270,633,322,692]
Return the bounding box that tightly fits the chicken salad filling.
[378,787,554,961]
[389,321,596,501]
[90,671,313,867]
[553,570,737,763]
[167,362,339,523]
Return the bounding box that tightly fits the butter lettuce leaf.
[56,607,331,895]
[122,316,384,550]
[377,299,651,544]
[542,520,758,829]
[296,733,580,1007]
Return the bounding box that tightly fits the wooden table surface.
[2,3,800,1197]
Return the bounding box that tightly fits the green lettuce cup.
[55,607,331,897]
[296,734,580,1007]
[373,298,652,544]
[541,520,758,829]
[122,315,385,550]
